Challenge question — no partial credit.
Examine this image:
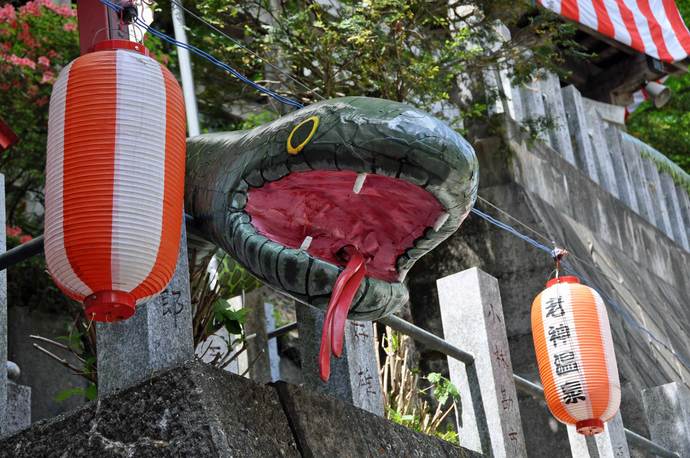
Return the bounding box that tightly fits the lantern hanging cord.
[99,0,305,110]
[470,204,690,372]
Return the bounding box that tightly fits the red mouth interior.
[245,170,444,281]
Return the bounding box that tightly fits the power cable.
[100,0,304,109]
[167,0,324,101]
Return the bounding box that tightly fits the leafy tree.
[626,1,690,173]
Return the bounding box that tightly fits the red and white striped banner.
[538,0,690,62]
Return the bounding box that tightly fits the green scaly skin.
[186,97,478,320]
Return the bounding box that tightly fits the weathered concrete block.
[603,123,638,213]
[0,361,299,457]
[566,412,630,458]
[538,72,576,165]
[97,224,194,396]
[4,382,30,436]
[676,183,690,246]
[0,174,6,437]
[561,85,600,183]
[1,360,478,458]
[518,79,551,146]
[620,138,657,226]
[274,381,477,457]
[658,172,689,250]
[437,267,527,457]
[642,382,690,457]
[296,303,384,416]
[640,157,675,240]
[583,100,620,199]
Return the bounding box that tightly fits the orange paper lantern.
[44,40,186,322]
[531,276,620,435]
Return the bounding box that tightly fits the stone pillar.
[642,382,690,457]
[0,174,6,435]
[566,412,630,457]
[620,138,657,226]
[243,288,281,383]
[539,72,576,165]
[437,267,527,457]
[603,124,638,213]
[296,303,384,416]
[561,85,600,184]
[583,102,620,199]
[676,183,690,245]
[4,382,30,436]
[658,173,689,250]
[97,223,194,396]
[517,78,551,146]
[640,158,674,239]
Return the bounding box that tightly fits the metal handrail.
[273,316,680,458]
[0,235,679,457]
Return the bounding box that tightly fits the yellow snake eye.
[287,116,319,155]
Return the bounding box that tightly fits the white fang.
[353,173,367,194]
[300,236,313,251]
[433,212,450,232]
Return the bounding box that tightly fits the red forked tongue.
[319,247,367,382]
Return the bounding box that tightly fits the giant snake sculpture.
[186,97,478,380]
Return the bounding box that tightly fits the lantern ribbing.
[531,276,621,435]
[44,42,186,322]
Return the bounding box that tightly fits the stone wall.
[0,361,476,457]
[407,116,690,456]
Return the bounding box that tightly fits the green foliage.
[54,383,97,402]
[0,1,79,234]
[212,298,248,335]
[627,71,690,174]
[425,372,461,406]
[626,3,690,173]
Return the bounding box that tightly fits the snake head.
[186,97,478,320]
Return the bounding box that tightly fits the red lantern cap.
[84,291,136,322]
[576,419,604,436]
[92,39,149,56]
[546,275,580,288]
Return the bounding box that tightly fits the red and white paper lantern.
[44,40,186,322]
[532,276,621,435]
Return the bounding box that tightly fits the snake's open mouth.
[245,170,444,282]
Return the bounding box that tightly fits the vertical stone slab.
[603,124,638,213]
[437,267,527,457]
[561,86,600,183]
[4,382,30,436]
[642,382,690,457]
[640,158,675,239]
[583,101,620,199]
[296,303,384,416]
[659,173,689,250]
[566,412,630,457]
[676,183,690,246]
[243,288,282,384]
[0,175,6,436]
[620,138,657,225]
[97,223,193,396]
[518,78,551,146]
[539,72,576,165]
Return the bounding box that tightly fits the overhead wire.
[471,202,690,372]
[102,0,688,373]
[99,0,304,109]
[167,0,324,101]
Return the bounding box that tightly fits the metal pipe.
[378,314,475,365]
[0,236,44,271]
[375,315,678,458]
[267,321,298,340]
[171,0,200,137]
[0,215,196,272]
[625,429,680,458]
